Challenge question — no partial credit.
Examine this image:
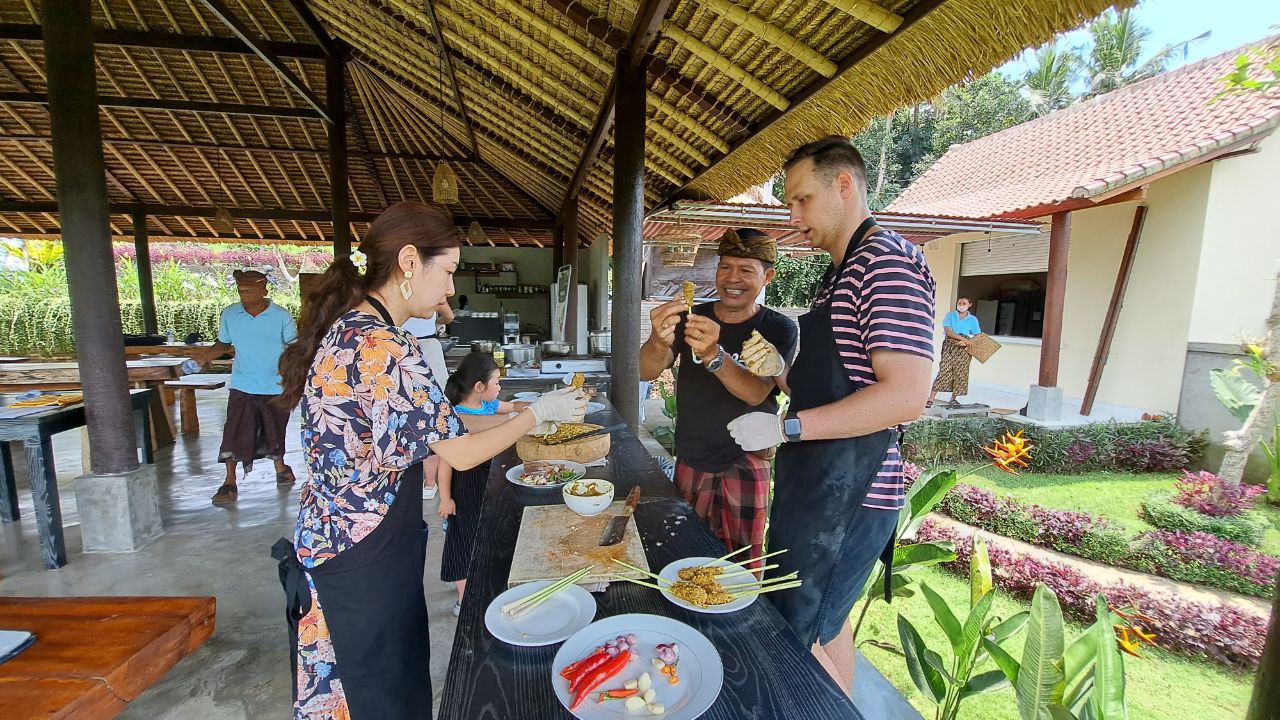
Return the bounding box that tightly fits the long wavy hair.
[444,351,499,406]
[277,201,461,408]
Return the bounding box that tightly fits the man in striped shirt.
[728,136,935,694]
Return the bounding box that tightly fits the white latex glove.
[741,331,785,377]
[529,387,588,425]
[727,412,785,452]
[528,420,559,436]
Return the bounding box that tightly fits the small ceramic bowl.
[562,479,615,517]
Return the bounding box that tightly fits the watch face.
[784,417,801,439]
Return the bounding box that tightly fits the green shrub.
[0,296,300,357]
[901,416,1204,474]
[1139,491,1268,547]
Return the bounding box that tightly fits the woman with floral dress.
[274,201,586,719]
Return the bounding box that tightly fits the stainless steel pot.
[471,340,496,354]
[589,331,611,355]
[541,340,572,356]
[504,344,536,365]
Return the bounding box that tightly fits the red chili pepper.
[571,651,631,710]
[597,688,639,702]
[560,649,606,680]
[565,651,611,691]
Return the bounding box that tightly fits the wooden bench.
[163,375,228,435]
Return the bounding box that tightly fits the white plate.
[657,558,758,614]
[512,391,541,401]
[552,614,722,719]
[485,581,597,647]
[585,401,606,414]
[505,461,587,488]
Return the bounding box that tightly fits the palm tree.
[1083,9,1208,98]
[1023,40,1079,114]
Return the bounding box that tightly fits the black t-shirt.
[671,302,799,472]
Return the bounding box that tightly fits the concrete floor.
[0,389,460,719]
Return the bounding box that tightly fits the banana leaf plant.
[985,585,1131,720]
[897,537,1029,720]
[851,469,960,644]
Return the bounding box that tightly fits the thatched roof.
[0,0,1127,247]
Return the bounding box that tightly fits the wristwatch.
[704,346,725,373]
[782,412,802,442]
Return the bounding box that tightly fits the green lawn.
[951,465,1280,556]
[857,565,1257,720]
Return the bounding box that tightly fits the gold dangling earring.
[399,270,414,300]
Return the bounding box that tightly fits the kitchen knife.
[598,486,641,546]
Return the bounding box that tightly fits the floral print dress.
[292,310,462,719]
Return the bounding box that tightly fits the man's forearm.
[713,355,776,406]
[638,336,673,381]
[795,381,926,440]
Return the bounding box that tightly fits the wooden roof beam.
[0,200,557,228]
[0,91,322,119]
[419,0,479,157]
[0,23,327,59]
[540,0,749,135]
[197,0,331,123]
[561,0,674,217]
[659,0,946,207]
[0,133,469,160]
[284,0,338,56]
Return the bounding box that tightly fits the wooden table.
[439,395,866,719]
[124,343,233,362]
[0,359,189,448]
[0,595,215,719]
[0,389,154,569]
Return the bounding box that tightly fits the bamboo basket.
[655,232,702,267]
[432,162,460,204]
[966,333,1002,364]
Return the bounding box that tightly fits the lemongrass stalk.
[731,580,804,598]
[611,575,670,592]
[716,563,780,580]
[728,548,788,567]
[720,572,799,590]
[710,545,752,564]
[503,567,590,614]
[509,568,592,618]
[610,559,672,584]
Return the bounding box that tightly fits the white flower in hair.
[349,249,368,275]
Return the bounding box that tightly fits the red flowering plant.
[1173,469,1265,517]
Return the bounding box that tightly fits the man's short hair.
[783,135,867,187]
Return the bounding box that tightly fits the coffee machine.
[502,312,521,345]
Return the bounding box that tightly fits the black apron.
[768,217,899,647]
[274,296,433,719]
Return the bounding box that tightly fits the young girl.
[437,351,529,615]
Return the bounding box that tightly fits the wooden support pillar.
[327,52,350,258]
[1081,205,1147,415]
[610,51,645,428]
[563,200,581,350]
[43,0,138,475]
[132,206,157,336]
[1037,211,1071,388]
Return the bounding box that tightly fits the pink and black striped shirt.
[812,227,935,511]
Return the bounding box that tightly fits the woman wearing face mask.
[928,296,982,408]
[273,201,586,720]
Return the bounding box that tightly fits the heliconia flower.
[981,430,1032,475]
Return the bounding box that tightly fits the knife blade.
[545,422,627,445]
[598,486,641,546]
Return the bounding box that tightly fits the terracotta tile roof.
[887,37,1280,219]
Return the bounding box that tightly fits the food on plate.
[566,648,632,709]
[741,329,783,377]
[566,480,607,498]
[681,280,695,308]
[676,566,723,584]
[517,463,578,486]
[654,643,680,685]
[669,581,710,607]
[540,421,595,444]
[601,672,664,714]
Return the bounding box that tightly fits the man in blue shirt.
[197,269,297,505]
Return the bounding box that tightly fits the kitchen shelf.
[494,292,548,299]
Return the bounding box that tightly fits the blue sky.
[999,0,1280,79]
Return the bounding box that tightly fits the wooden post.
[610,50,645,428]
[1248,576,1280,720]
[563,200,580,350]
[1038,211,1071,388]
[327,52,350,258]
[132,206,158,336]
[1081,205,1146,415]
[43,0,139,475]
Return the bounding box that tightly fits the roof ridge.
[949,33,1280,151]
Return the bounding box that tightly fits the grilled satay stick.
[681,280,695,309]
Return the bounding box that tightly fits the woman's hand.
[529,387,588,424]
[437,496,456,519]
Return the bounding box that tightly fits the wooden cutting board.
[508,502,649,588]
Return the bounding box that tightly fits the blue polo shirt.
[944,310,982,337]
[217,301,296,395]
